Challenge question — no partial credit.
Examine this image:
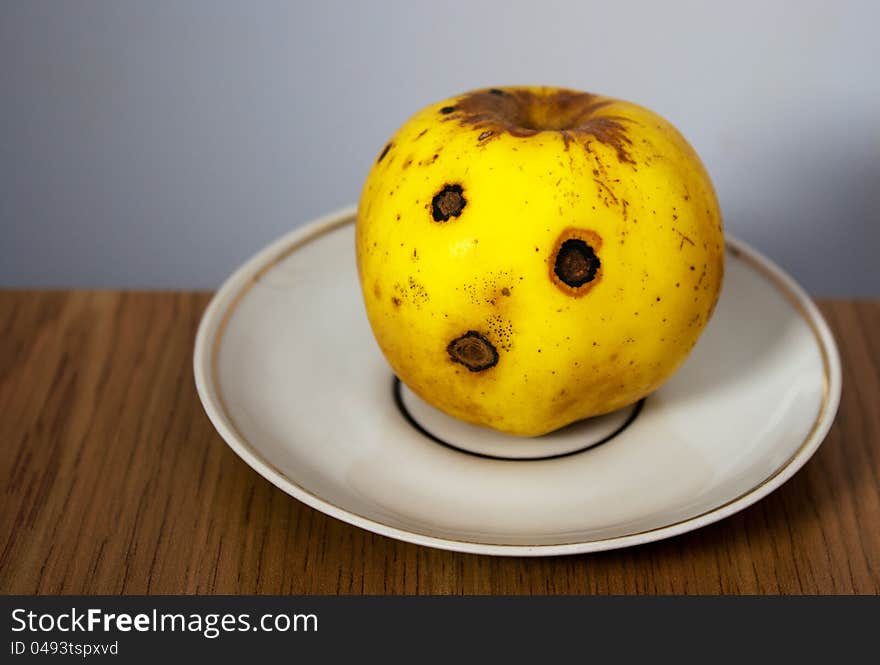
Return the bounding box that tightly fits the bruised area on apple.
[555,239,599,286]
[549,228,604,297]
[441,87,635,165]
[431,184,467,221]
[447,331,499,372]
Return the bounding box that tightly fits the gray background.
[1,1,877,295]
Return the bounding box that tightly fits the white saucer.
[194,207,841,556]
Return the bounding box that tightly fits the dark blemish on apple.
[431,184,466,222]
[675,229,695,250]
[403,159,412,169]
[416,129,428,139]
[594,179,619,205]
[377,143,392,163]
[549,228,603,296]
[587,117,635,164]
[440,106,456,114]
[449,87,635,164]
[478,130,493,141]
[554,239,600,287]
[408,276,429,305]
[501,287,511,296]
[447,331,498,372]
[558,129,575,151]
[391,296,401,307]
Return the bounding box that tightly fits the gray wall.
[1,1,878,295]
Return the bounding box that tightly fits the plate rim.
[193,206,842,556]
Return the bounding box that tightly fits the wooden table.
[1,292,877,594]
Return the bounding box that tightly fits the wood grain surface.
[1,291,877,594]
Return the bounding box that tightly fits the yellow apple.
[356,86,724,436]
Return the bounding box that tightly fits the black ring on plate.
[392,377,644,462]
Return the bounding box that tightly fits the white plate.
[194,207,841,556]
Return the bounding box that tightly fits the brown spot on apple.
[549,228,603,297]
[447,331,498,372]
[377,143,392,163]
[446,87,636,164]
[431,184,467,222]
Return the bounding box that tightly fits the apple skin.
[357,86,724,436]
